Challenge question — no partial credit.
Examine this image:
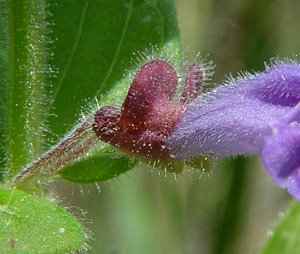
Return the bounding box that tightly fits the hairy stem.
[12,115,97,185]
[0,1,9,177]
[6,0,51,178]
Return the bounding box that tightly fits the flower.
[93,59,203,170]
[168,62,300,200]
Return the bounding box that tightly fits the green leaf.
[0,188,87,253]
[47,0,180,138]
[60,145,138,183]
[260,201,300,254]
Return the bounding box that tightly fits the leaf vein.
[97,0,134,95]
[154,0,165,46]
[49,0,89,111]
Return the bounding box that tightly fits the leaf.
[0,188,87,253]
[60,145,138,183]
[260,201,300,254]
[47,0,180,183]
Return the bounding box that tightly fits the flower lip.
[250,64,300,106]
[260,121,300,200]
[121,59,179,123]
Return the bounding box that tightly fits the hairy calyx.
[93,60,203,164]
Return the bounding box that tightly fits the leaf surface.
[260,201,300,254]
[0,188,87,253]
[48,0,180,137]
[60,146,138,183]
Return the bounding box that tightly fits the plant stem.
[6,0,50,178]
[0,1,9,177]
[12,115,97,185]
[212,157,248,254]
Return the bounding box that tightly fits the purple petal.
[260,104,300,200]
[169,63,300,159]
[251,64,300,106]
[167,62,300,200]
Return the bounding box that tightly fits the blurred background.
[55,0,300,253]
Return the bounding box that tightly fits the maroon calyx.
[93,59,203,161]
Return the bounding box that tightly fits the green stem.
[0,1,9,178]
[212,157,248,254]
[6,0,50,178]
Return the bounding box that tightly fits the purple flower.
[168,62,300,200]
